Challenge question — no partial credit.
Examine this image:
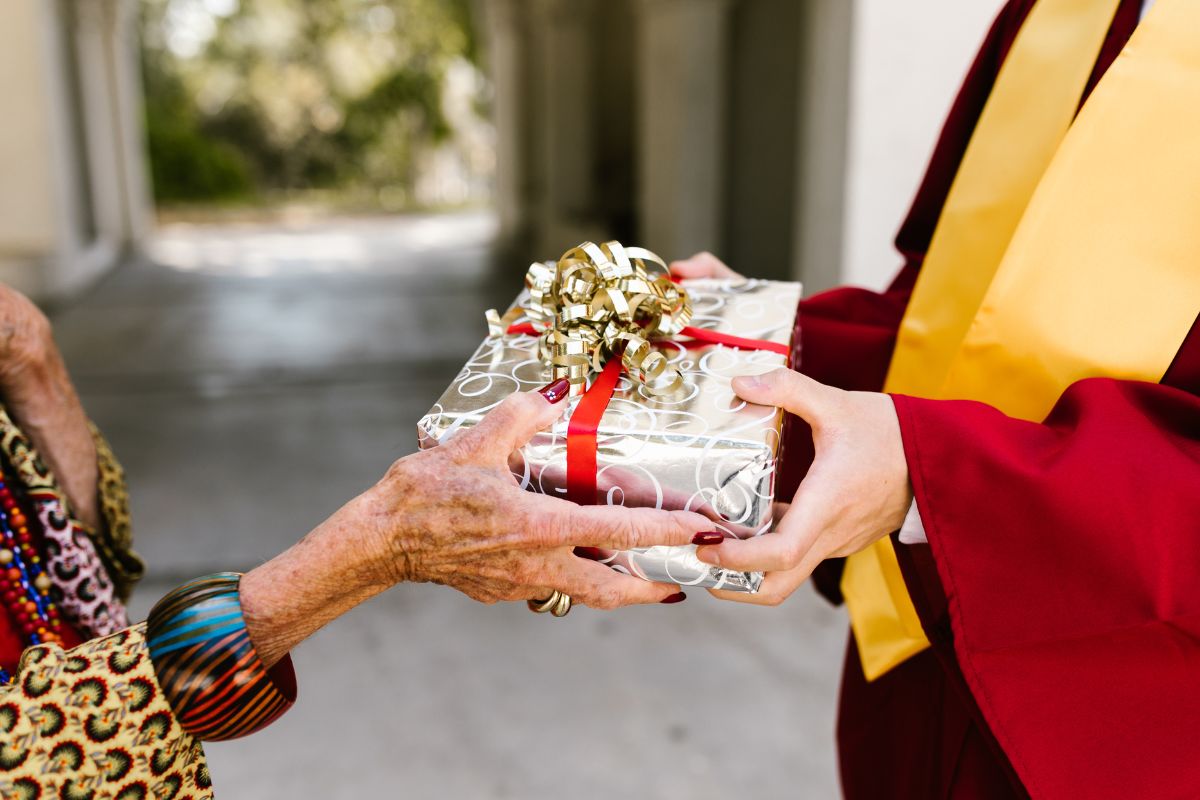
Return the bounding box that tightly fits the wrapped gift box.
[417,274,801,593]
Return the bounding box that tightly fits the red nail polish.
[660,592,687,605]
[538,378,571,404]
[692,532,725,546]
[574,546,605,561]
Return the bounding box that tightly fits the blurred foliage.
[140,0,483,206]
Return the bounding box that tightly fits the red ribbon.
[566,357,625,505]
[505,321,787,505]
[677,325,791,357]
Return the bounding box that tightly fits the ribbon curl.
[487,241,692,396]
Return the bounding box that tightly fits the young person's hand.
[697,368,912,606]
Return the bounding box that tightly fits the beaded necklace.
[0,477,62,647]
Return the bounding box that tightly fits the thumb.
[453,386,566,464]
[731,368,833,425]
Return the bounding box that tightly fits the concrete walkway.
[51,212,845,799]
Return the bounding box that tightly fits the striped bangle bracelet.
[147,572,296,741]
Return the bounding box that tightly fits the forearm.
[240,490,392,668]
[2,348,100,530]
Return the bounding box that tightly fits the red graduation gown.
[780,1,1200,797]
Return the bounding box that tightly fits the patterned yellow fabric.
[0,623,212,799]
[89,424,145,602]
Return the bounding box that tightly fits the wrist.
[240,494,395,667]
[358,473,415,587]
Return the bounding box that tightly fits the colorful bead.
[0,477,62,649]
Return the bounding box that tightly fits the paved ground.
[50,212,846,799]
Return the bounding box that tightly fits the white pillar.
[482,0,530,251]
[634,0,734,261]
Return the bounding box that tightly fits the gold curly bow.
[487,241,692,396]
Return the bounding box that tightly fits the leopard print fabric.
[0,623,212,799]
[89,425,144,602]
[30,495,126,636]
[0,407,129,638]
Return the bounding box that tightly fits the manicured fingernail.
[734,374,766,390]
[695,546,720,566]
[574,546,605,561]
[660,592,687,605]
[537,378,571,404]
[692,532,725,546]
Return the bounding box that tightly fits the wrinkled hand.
[363,389,715,608]
[668,251,745,281]
[0,285,56,387]
[696,368,912,606]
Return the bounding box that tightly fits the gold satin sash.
[843,0,1200,681]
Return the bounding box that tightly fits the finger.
[452,389,565,465]
[694,500,823,573]
[594,465,723,522]
[707,565,810,606]
[668,251,742,280]
[730,368,838,427]
[553,554,685,609]
[526,494,714,550]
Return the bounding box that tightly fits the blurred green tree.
[139,0,487,208]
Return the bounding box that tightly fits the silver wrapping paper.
[417,278,801,592]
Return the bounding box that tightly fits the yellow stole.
[842,0,1200,681]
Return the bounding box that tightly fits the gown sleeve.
[892,374,1200,800]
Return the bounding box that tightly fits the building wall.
[0,0,149,302]
[841,0,1004,290]
[723,0,803,279]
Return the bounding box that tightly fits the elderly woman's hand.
[240,383,716,667]
[363,386,711,605]
[0,285,100,529]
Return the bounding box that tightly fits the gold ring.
[550,591,572,617]
[527,590,572,617]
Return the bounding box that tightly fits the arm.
[890,377,1200,800]
[0,383,716,793]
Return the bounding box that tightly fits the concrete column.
[482,0,531,256]
[528,0,612,255]
[633,0,734,261]
[71,0,153,247]
[791,0,855,292]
